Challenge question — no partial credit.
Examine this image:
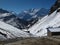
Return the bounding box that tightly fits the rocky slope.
[49,0,60,14]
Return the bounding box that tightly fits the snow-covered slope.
[1,8,60,38]
[0,8,49,29]
[0,21,34,40]
[0,9,28,29]
[28,9,60,36]
[18,8,49,29]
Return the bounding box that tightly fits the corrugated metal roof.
[47,28,60,32]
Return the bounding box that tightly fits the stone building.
[47,27,60,37]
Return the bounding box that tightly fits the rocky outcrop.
[49,0,60,14]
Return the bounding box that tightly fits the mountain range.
[27,0,60,36]
[0,8,49,29]
[0,8,60,39]
[0,0,60,40]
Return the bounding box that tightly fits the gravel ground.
[0,37,60,45]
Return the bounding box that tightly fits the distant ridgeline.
[49,0,60,14]
[0,8,9,13]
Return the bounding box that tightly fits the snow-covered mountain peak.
[24,8,39,13]
[18,8,49,21]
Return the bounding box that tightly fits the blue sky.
[0,0,56,13]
